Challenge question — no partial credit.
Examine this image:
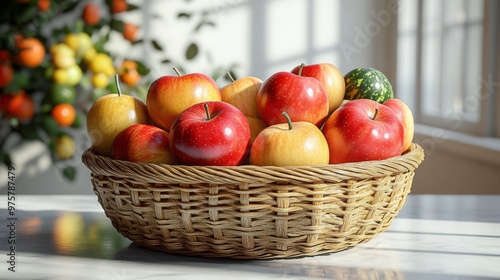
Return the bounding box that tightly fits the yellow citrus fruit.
[50,43,75,57]
[92,72,110,88]
[52,52,76,69]
[83,47,97,63]
[66,64,83,86]
[55,134,75,160]
[89,53,113,73]
[63,34,80,52]
[65,33,92,57]
[53,68,69,84]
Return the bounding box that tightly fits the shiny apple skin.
[291,63,345,114]
[257,71,329,127]
[111,124,177,164]
[146,73,221,132]
[86,93,151,157]
[250,121,329,166]
[220,76,263,118]
[322,99,404,164]
[384,98,414,153]
[169,101,251,166]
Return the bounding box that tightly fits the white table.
[1,195,499,280]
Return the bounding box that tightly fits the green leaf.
[4,71,29,93]
[94,33,110,53]
[210,66,224,81]
[194,20,216,33]
[151,39,163,51]
[110,19,125,32]
[127,4,140,11]
[59,0,80,13]
[40,115,61,137]
[74,19,84,33]
[131,39,144,45]
[178,12,191,19]
[62,166,77,181]
[185,42,198,60]
[135,60,150,76]
[17,124,42,141]
[0,150,12,167]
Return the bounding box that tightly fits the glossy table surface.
[1,194,499,280]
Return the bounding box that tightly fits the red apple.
[146,68,221,131]
[169,101,251,166]
[291,63,345,114]
[220,74,262,118]
[111,124,177,164]
[250,112,329,166]
[384,98,414,153]
[257,66,329,127]
[322,99,404,164]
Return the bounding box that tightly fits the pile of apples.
[86,62,414,166]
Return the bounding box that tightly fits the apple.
[257,65,329,127]
[87,76,150,157]
[169,101,251,166]
[384,98,414,153]
[146,68,221,131]
[220,73,262,118]
[322,99,404,164]
[111,124,177,164]
[250,112,329,166]
[245,116,267,143]
[291,63,345,114]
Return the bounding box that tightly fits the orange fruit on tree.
[82,3,100,26]
[123,23,138,42]
[0,63,14,87]
[111,0,128,14]
[5,91,35,121]
[51,103,76,127]
[118,60,140,86]
[37,0,51,11]
[15,37,46,68]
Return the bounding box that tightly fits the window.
[397,0,500,140]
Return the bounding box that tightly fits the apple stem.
[173,67,182,76]
[226,72,235,82]
[297,63,305,76]
[115,74,122,97]
[282,112,293,130]
[372,108,379,120]
[203,103,211,120]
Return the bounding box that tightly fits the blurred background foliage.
[0,0,238,181]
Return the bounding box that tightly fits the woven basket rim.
[81,143,424,185]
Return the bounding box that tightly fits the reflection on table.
[1,194,499,280]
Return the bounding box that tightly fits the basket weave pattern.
[82,143,424,259]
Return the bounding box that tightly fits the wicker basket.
[82,143,424,259]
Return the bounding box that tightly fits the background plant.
[0,0,238,181]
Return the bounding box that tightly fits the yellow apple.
[250,112,329,166]
[87,78,150,156]
[384,98,414,153]
[220,74,262,118]
[245,116,267,143]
